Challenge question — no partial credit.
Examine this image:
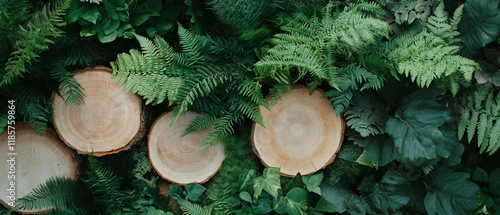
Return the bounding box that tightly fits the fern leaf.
[488,120,500,155]
[15,177,89,213]
[467,111,479,143]
[2,0,70,85]
[177,199,211,215]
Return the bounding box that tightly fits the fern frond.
[427,0,463,46]
[458,83,500,155]
[15,177,90,214]
[82,156,135,213]
[183,113,218,135]
[344,91,388,137]
[324,88,354,114]
[1,0,70,85]
[177,199,211,215]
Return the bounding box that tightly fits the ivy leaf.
[386,89,458,167]
[459,0,500,55]
[253,167,281,199]
[320,183,352,213]
[358,171,412,215]
[240,191,252,203]
[424,166,480,215]
[302,172,323,195]
[355,135,395,169]
[284,188,308,215]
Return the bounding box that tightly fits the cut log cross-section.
[252,87,345,177]
[148,112,225,186]
[0,123,77,214]
[52,67,143,156]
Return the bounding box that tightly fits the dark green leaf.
[65,0,101,24]
[473,167,488,183]
[424,166,480,215]
[283,173,304,194]
[251,194,272,214]
[314,197,339,213]
[320,183,349,213]
[185,183,206,202]
[356,135,395,169]
[358,171,411,215]
[459,0,500,55]
[386,89,458,167]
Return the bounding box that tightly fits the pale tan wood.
[252,87,345,177]
[148,111,225,186]
[52,67,142,156]
[0,123,77,214]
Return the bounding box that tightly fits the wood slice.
[148,112,225,186]
[0,123,77,214]
[52,67,142,156]
[252,87,345,177]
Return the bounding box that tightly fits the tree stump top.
[148,112,225,186]
[252,87,345,177]
[52,67,142,156]
[0,123,77,214]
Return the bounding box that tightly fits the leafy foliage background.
[1,0,500,214]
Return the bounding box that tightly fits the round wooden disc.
[148,112,225,186]
[0,123,77,213]
[252,87,345,177]
[52,67,142,156]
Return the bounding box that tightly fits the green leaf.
[320,183,350,213]
[302,172,323,195]
[253,167,281,199]
[355,135,395,169]
[283,173,304,195]
[314,197,339,213]
[273,196,288,214]
[168,184,182,200]
[251,193,272,214]
[424,166,480,215]
[489,182,500,196]
[473,167,489,183]
[238,169,256,193]
[386,89,458,167]
[284,188,308,215]
[146,206,169,215]
[240,191,252,203]
[185,183,206,202]
[358,171,412,214]
[65,0,101,24]
[459,0,500,55]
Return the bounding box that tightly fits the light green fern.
[458,83,500,155]
[111,25,268,147]
[1,0,70,85]
[255,2,389,89]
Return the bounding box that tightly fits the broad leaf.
[358,171,412,215]
[356,135,395,169]
[284,188,308,215]
[459,0,500,55]
[238,169,256,193]
[386,89,458,167]
[302,172,323,195]
[251,193,272,214]
[283,173,304,194]
[240,191,252,203]
[424,166,480,215]
[253,167,281,199]
[320,183,352,213]
[185,183,206,202]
